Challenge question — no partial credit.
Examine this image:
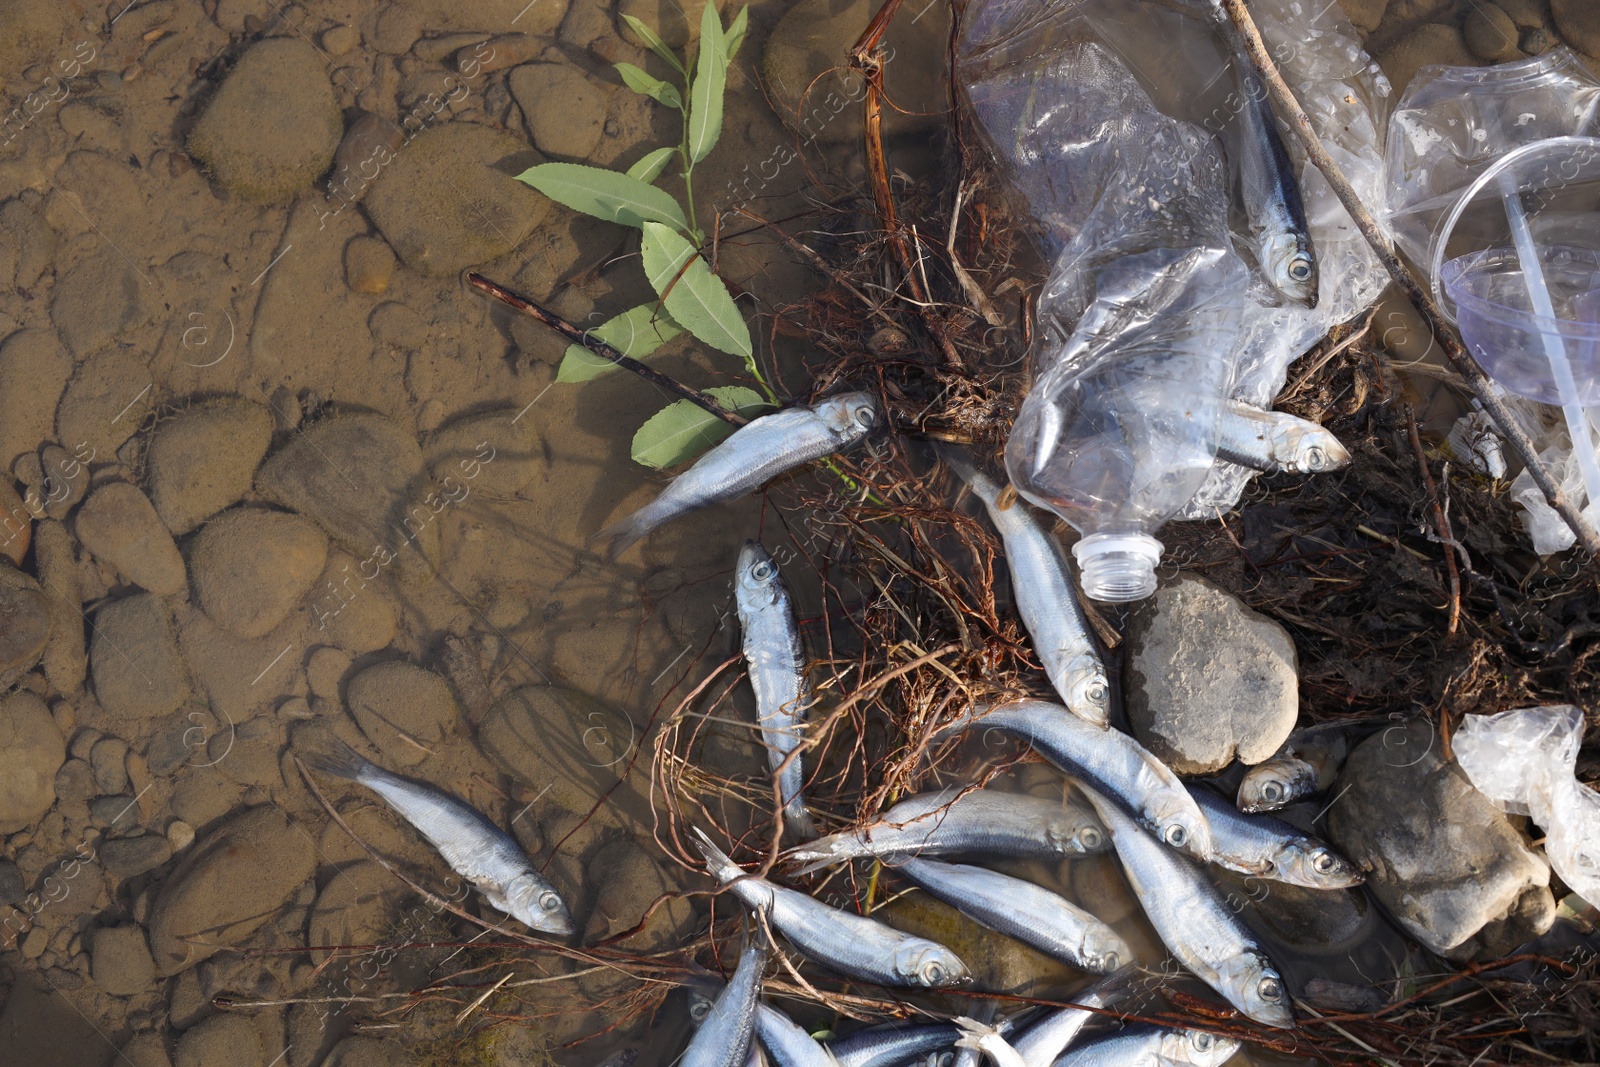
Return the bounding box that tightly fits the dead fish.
[1236,724,1352,813]
[595,392,877,558]
[944,448,1110,725]
[828,1022,963,1067]
[781,787,1108,874]
[685,943,767,1067]
[1188,786,1362,890]
[1078,785,1294,1029]
[892,856,1132,973]
[756,1003,834,1067]
[1009,965,1140,1067]
[298,739,574,935]
[1053,1024,1241,1067]
[736,541,815,836]
[1213,402,1350,474]
[936,701,1214,861]
[692,829,971,988]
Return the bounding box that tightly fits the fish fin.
[953,1018,1025,1067]
[1079,961,1142,1009]
[294,732,375,783]
[937,445,1001,505]
[589,506,656,562]
[690,827,746,885]
[778,833,851,876]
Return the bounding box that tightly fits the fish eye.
[1311,851,1336,873]
[1258,976,1282,1001]
[1083,680,1109,706]
[1303,445,1327,470]
[1077,826,1103,851]
[1100,951,1119,970]
[689,998,711,1022]
[853,404,875,429]
[538,891,562,911]
[1192,1032,1215,1052]
[1261,781,1284,803]
[922,961,945,984]
[1289,258,1313,282]
[1162,823,1188,848]
[751,561,775,581]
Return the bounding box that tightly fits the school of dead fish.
[293,382,1364,1065]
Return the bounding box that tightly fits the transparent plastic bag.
[1455,705,1600,907]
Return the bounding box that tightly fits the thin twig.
[1405,404,1462,635]
[464,273,748,426]
[1217,0,1600,558]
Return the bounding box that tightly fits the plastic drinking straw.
[1499,176,1600,515]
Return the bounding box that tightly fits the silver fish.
[952,1018,1025,1067]
[756,1004,834,1067]
[1009,965,1140,1067]
[684,943,767,1067]
[937,701,1214,861]
[829,1023,962,1067]
[299,740,574,935]
[1053,1024,1241,1067]
[1236,725,1351,813]
[953,1002,998,1067]
[1213,402,1350,475]
[736,541,815,836]
[689,984,766,1067]
[782,787,1108,874]
[945,449,1109,725]
[1188,787,1362,890]
[1198,2,1317,307]
[596,392,877,558]
[1078,786,1294,1029]
[693,829,971,988]
[893,856,1132,974]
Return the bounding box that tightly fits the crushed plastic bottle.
[959,0,1387,597]
[1454,705,1600,909]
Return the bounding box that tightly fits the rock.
[55,347,155,461]
[881,890,1079,995]
[1325,718,1556,960]
[120,1034,174,1067]
[91,794,143,832]
[583,839,694,949]
[34,520,87,694]
[1384,0,1452,20]
[0,475,28,564]
[762,0,948,144]
[424,408,541,500]
[54,757,95,818]
[321,1036,410,1067]
[0,690,65,833]
[478,686,648,819]
[1553,0,1600,56]
[322,25,358,54]
[363,123,545,277]
[187,39,343,201]
[308,551,399,654]
[0,329,71,472]
[91,924,156,995]
[0,858,23,904]
[306,860,408,966]
[148,805,317,975]
[254,412,439,585]
[509,64,609,161]
[0,198,56,289]
[146,397,274,536]
[51,248,146,360]
[1336,0,1388,33]
[174,1014,263,1067]
[1465,4,1522,61]
[39,443,89,520]
[1376,24,1478,95]
[167,819,195,851]
[1495,0,1547,28]
[343,236,394,294]
[74,482,187,596]
[1124,575,1298,775]
[344,661,459,767]
[100,835,174,879]
[327,111,404,207]
[90,735,130,793]
[1522,26,1558,54]
[617,0,715,47]
[306,647,351,701]
[0,563,51,690]
[460,33,539,74]
[90,593,191,722]
[188,508,329,638]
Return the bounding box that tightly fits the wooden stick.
[464,273,748,427]
[1217,0,1600,557]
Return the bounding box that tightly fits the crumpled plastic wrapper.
[1455,705,1600,909]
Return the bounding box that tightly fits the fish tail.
[295,733,376,783]
[937,445,1001,506]
[779,833,853,875]
[1080,961,1143,1009]
[590,504,660,562]
[782,797,817,840]
[690,828,746,885]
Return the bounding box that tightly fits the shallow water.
[0,0,1589,1064]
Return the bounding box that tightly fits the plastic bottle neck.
[1072,533,1163,602]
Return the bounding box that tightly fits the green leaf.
[514,162,689,232]
[615,62,682,108]
[631,386,770,468]
[687,2,727,164]
[724,6,749,60]
[557,304,685,382]
[621,14,685,75]
[639,221,752,359]
[625,146,678,184]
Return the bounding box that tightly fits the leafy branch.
[515,4,768,470]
